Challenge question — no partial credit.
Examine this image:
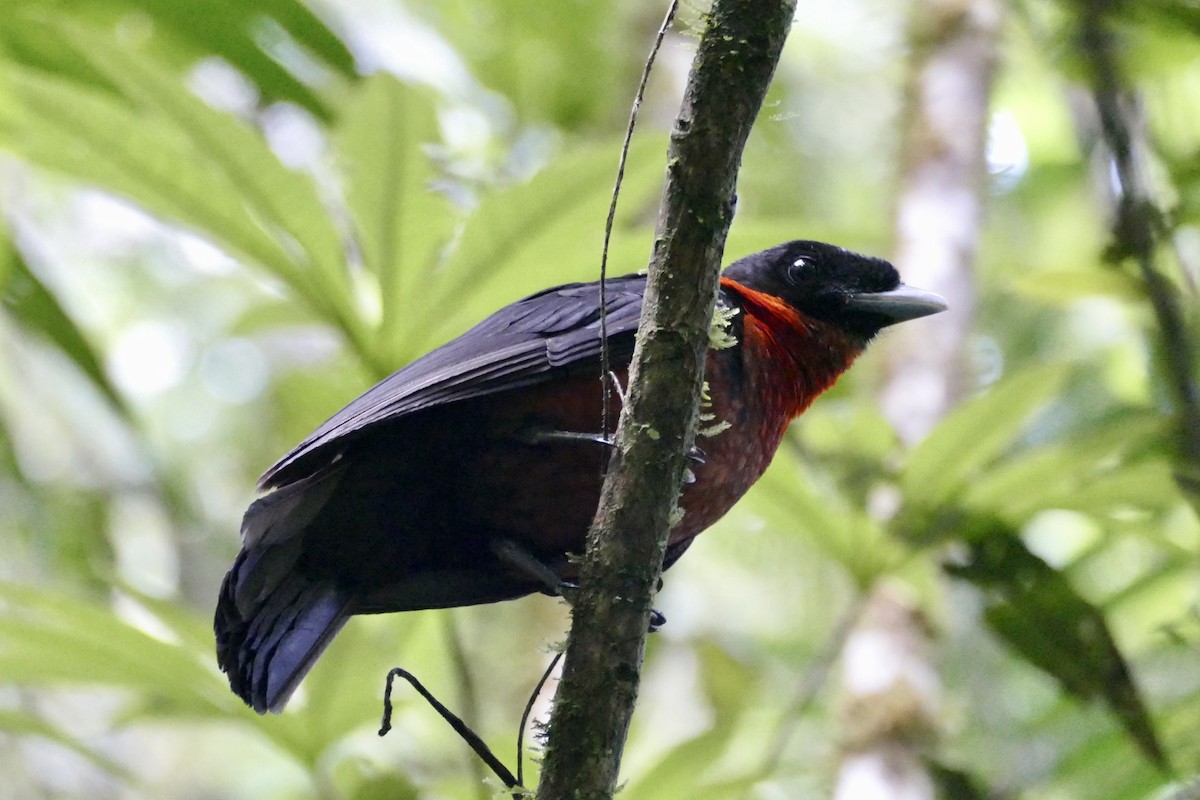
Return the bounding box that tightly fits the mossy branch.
[534,2,797,799]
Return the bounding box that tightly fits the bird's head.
[721,240,948,340]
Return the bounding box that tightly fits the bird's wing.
[259,274,648,490]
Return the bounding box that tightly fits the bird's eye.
[787,256,812,283]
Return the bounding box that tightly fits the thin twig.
[516,650,565,787]
[379,668,519,790]
[600,1,679,442]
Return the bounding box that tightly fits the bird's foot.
[490,539,665,633]
[491,538,565,597]
[537,576,665,633]
[522,429,614,448]
[522,429,705,467]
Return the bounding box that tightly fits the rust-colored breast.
[672,279,866,543]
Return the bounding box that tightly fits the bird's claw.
[491,538,564,597]
[556,580,580,604]
[490,540,667,633]
[524,432,705,472]
[523,429,615,448]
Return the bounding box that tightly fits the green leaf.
[926,760,990,800]
[1,242,128,415]
[1011,269,1145,304]
[129,0,357,119]
[624,643,754,799]
[115,586,226,655]
[402,136,665,357]
[0,581,239,715]
[961,408,1168,519]
[0,25,364,343]
[751,440,904,587]
[0,708,130,778]
[945,524,1167,769]
[624,730,740,799]
[5,0,356,120]
[333,74,457,348]
[57,22,350,300]
[1055,460,1180,516]
[333,758,421,800]
[412,0,634,130]
[0,68,296,293]
[903,365,1070,511]
[1047,710,1166,799]
[625,640,806,799]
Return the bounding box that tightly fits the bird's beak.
[845,284,948,325]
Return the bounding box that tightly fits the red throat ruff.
[719,277,866,425]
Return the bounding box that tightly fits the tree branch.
[534,2,796,798]
[1076,0,1200,483]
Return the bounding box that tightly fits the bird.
[214,240,947,713]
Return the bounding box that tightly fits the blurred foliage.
[0,0,1198,798]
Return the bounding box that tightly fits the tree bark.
[833,584,939,800]
[534,2,796,798]
[851,1,1003,796]
[879,0,1004,445]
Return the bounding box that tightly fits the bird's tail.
[214,546,351,713]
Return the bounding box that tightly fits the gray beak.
[845,284,948,325]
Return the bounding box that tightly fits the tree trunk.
[847,0,1003,796]
[879,0,1003,444]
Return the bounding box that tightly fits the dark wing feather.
[259,274,647,490]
